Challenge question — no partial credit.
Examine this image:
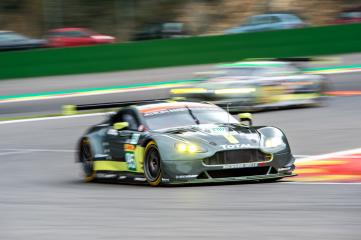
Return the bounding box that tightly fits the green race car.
[77,100,295,186]
[170,61,327,112]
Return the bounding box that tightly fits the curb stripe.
[325,91,361,96]
[0,112,108,125]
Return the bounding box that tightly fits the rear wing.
[62,98,169,115]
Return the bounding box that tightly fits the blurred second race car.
[170,61,327,112]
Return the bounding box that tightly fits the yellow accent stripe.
[93,146,145,173]
[170,88,207,94]
[134,146,145,173]
[94,161,128,171]
[275,93,320,101]
[223,134,239,144]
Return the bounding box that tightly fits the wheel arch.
[77,133,104,162]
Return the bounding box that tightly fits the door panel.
[105,129,141,172]
[105,128,132,161]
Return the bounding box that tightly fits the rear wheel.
[144,141,162,186]
[79,138,96,182]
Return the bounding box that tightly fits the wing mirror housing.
[238,113,253,126]
[113,122,129,130]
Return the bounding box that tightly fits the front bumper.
[162,172,296,185]
[160,152,295,184]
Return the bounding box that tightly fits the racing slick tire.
[144,141,162,187]
[79,138,96,182]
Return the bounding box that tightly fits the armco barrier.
[0,23,360,80]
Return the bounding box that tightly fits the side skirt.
[94,171,147,184]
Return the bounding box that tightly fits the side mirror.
[113,122,129,130]
[238,113,253,126]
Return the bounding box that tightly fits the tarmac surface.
[0,53,360,239]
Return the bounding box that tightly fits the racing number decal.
[125,152,136,171]
[124,144,136,171]
[123,143,145,172]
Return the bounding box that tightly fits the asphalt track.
[1,54,361,239]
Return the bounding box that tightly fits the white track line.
[0,150,31,156]
[294,155,311,158]
[0,148,76,153]
[0,148,76,156]
[0,112,108,125]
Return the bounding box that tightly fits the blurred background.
[0,0,360,44]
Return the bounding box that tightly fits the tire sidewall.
[144,141,162,186]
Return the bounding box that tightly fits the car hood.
[160,124,262,151]
[196,77,258,89]
[178,74,318,91]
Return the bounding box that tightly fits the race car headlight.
[175,143,207,154]
[261,136,286,153]
[264,137,284,148]
[258,127,287,152]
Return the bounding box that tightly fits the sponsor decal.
[96,173,117,178]
[129,133,141,144]
[107,129,118,136]
[220,144,252,149]
[94,154,108,159]
[175,175,198,179]
[124,144,135,152]
[161,178,170,182]
[201,126,237,135]
[134,177,146,181]
[223,162,259,169]
[125,152,136,171]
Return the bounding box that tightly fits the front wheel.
[144,141,162,186]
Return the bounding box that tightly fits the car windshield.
[163,23,183,31]
[207,65,300,79]
[143,107,238,130]
[219,67,264,76]
[0,32,28,41]
[339,12,361,19]
[280,14,303,23]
